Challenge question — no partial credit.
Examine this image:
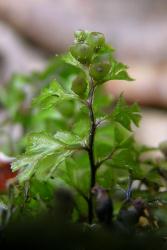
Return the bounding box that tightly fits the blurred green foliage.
[0,30,167,242]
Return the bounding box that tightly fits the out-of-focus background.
[0,0,167,149]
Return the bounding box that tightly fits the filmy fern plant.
[12,30,141,224]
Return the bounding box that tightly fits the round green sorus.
[93,52,112,64]
[71,75,87,97]
[74,30,87,42]
[87,32,105,51]
[89,61,111,82]
[70,43,93,64]
[89,52,112,82]
[159,141,167,157]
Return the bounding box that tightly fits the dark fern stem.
[87,78,96,224]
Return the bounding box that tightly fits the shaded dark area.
[1,215,165,250]
[1,186,167,250]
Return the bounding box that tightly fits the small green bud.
[87,32,105,51]
[71,75,87,97]
[93,52,112,64]
[89,52,112,82]
[159,141,167,157]
[74,30,87,42]
[70,43,93,64]
[89,62,111,82]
